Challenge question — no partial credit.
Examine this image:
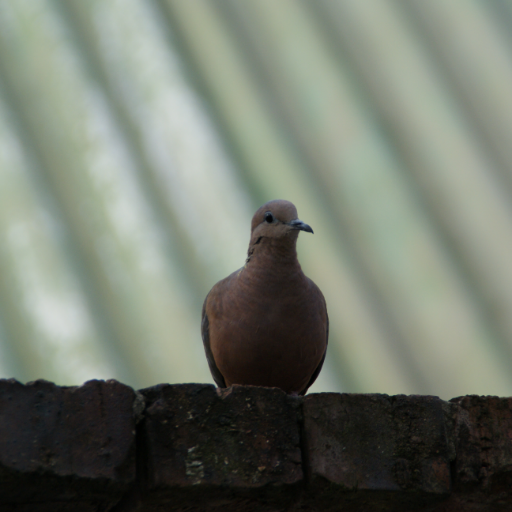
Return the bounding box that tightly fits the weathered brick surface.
[300,393,454,511]
[0,379,511,511]
[439,395,512,512]
[137,383,303,511]
[0,378,137,511]
[0,504,96,512]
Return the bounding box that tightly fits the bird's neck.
[245,236,302,274]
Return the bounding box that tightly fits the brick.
[301,393,453,511]
[447,395,512,511]
[0,378,137,510]
[138,384,303,511]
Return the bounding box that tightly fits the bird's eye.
[264,212,274,223]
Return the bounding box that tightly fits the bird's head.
[250,200,313,246]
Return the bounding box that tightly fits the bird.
[201,199,328,396]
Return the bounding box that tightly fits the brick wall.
[0,379,510,511]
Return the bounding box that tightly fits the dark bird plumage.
[201,200,328,395]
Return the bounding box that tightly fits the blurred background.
[1,0,512,399]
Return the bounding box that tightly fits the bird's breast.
[208,267,326,393]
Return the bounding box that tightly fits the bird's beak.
[288,219,314,234]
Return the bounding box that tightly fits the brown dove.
[201,199,328,395]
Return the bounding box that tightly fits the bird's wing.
[300,282,329,396]
[201,292,227,388]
